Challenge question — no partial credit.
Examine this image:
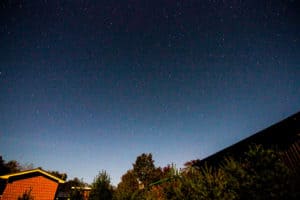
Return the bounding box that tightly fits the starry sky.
[1,0,300,185]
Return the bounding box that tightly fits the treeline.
[2,144,300,200]
[89,145,299,200]
[0,156,33,174]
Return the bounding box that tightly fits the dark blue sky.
[1,0,300,185]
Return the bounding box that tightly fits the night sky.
[1,0,300,185]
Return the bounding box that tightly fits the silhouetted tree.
[48,170,67,181]
[0,156,8,175]
[133,153,161,187]
[183,159,201,171]
[0,156,34,175]
[5,160,21,173]
[89,170,113,200]
[114,170,139,200]
[0,156,21,175]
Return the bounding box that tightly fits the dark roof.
[199,111,300,167]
